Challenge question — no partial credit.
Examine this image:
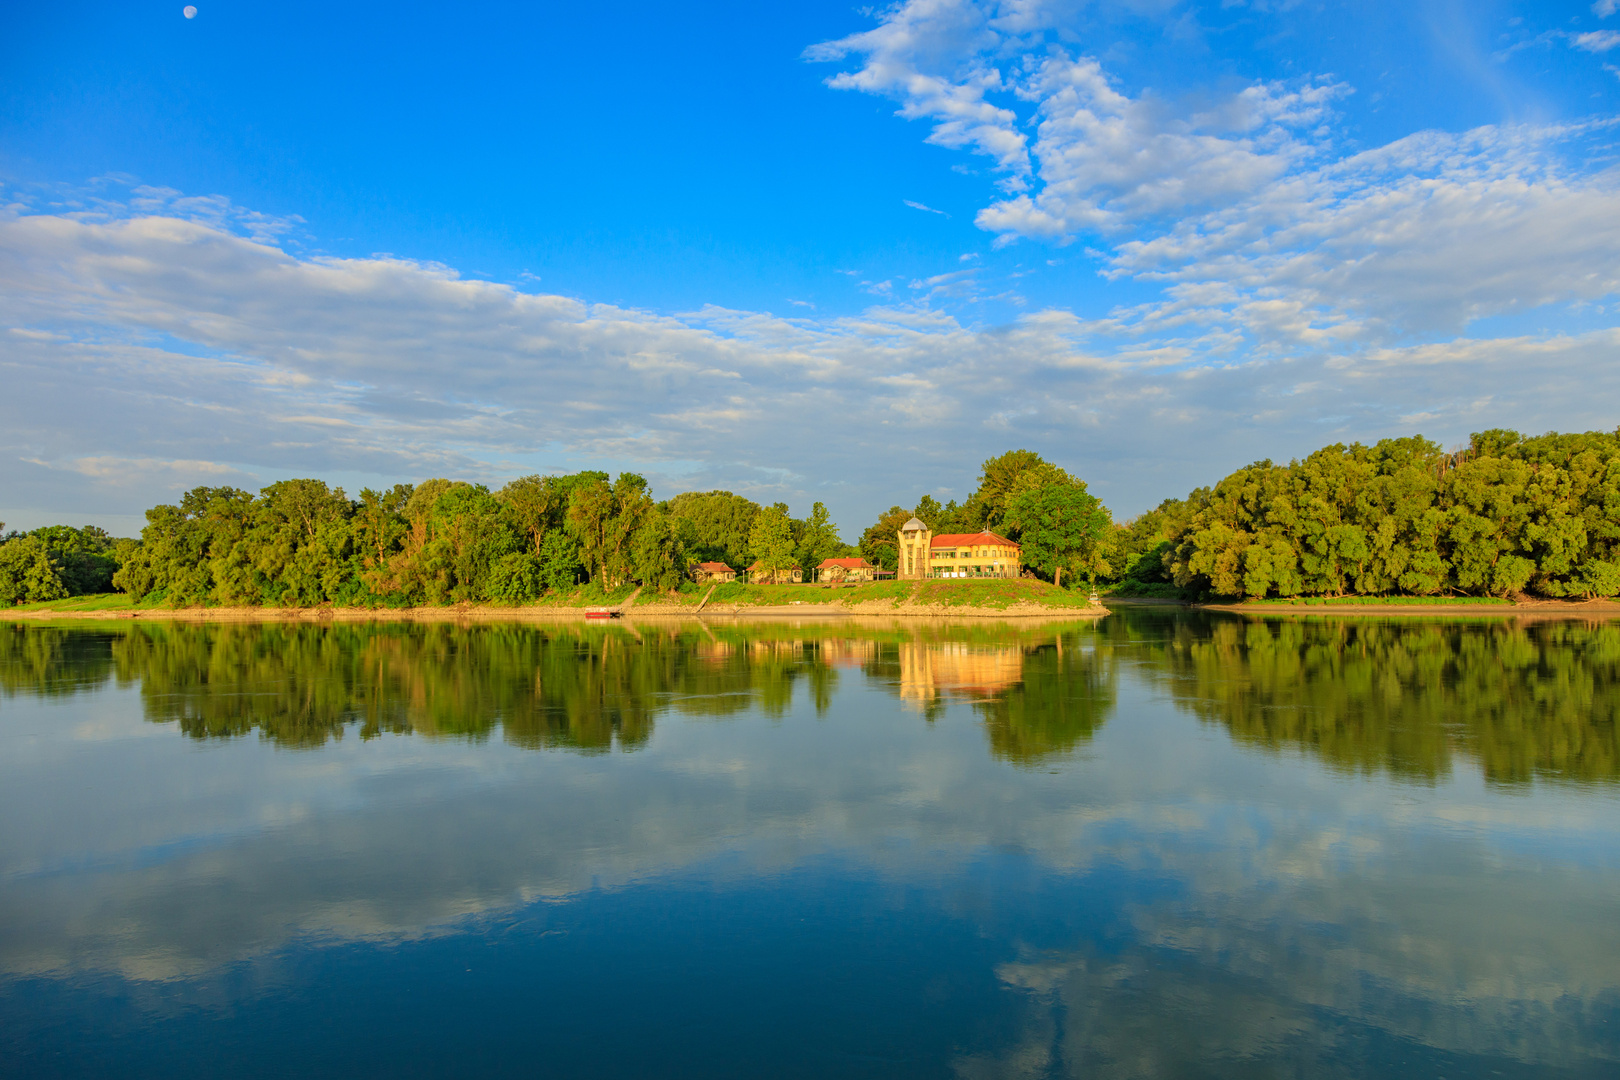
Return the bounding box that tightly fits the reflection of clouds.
[964,862,1620,1077]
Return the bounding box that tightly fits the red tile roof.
[931,530,1018,549]
[817,557,873,569]
[696,561,734,573]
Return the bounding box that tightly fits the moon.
[183,5,196,17]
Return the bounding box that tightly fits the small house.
[692,561,737,584]
[816,557,877,584]
[746,561,803,584]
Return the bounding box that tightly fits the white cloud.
[1573,29,1620,52]
[904,199,951,216]
[806,0,1031,184]
[808,1,1620,347]
[1596,0,1619,18]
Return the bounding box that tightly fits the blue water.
[2,611,1618,1078]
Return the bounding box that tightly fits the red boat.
[584,608,621,620]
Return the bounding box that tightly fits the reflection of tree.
[973,639,1116,766]
[886,624,1117,764]
[6,619,1121,761]
[1104,608,1620,785]
[0,625,120,698]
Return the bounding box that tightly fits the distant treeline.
[1113,428,1620,600]
[5,429,1614,607]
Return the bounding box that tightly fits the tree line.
[1110,428,1620,600]
[8,427,1614,607]
[0,474,859,607]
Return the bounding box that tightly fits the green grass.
[6,592,145,613]
[911,579,1095,609]
[1105,581,1193,601]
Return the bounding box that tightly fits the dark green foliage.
[0,537,68,605]
[0,524,127,605]
[1005,480,1111,587]
[96,469,692,608]
[1141,429,1620,599]
[795,501,846,572]
[27,525,121,594]
[663,490,762,570]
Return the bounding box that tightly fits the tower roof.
[900,517,927,532]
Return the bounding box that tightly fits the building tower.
[897,517,931,580]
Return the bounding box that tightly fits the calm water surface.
[2,609,1618,1078]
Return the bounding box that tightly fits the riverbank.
[4,579,1109,622]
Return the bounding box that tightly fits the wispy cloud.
[904,199,951,216]
[1573,30,1620,52]
[808,1,1620,349]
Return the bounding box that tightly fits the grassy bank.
[7,593,149,613]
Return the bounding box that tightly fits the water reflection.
[2,618,1116,763]
[1096,609,1620,785]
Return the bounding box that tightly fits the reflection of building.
[818,639,878,668]
[897,518,1021,580]
[817,557,876,583]
[692,561,736,583]
[899,641,1025,706]
[746,561,803,584]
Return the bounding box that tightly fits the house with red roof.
[691,561,736,584]
[897,517,1021,580]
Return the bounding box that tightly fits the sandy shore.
[1110,597,1620,619]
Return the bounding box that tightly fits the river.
[2,609,1617,1078]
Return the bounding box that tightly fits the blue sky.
[5,0,1620,536]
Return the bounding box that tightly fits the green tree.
[1005,482,1112,588]
[973,450,1074,529]
[246,479,356,605]
[664,490,761,570]
[27,525,121,595]
[749,505,797,582]
[796,501,844,572]
[0,537,68,606]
